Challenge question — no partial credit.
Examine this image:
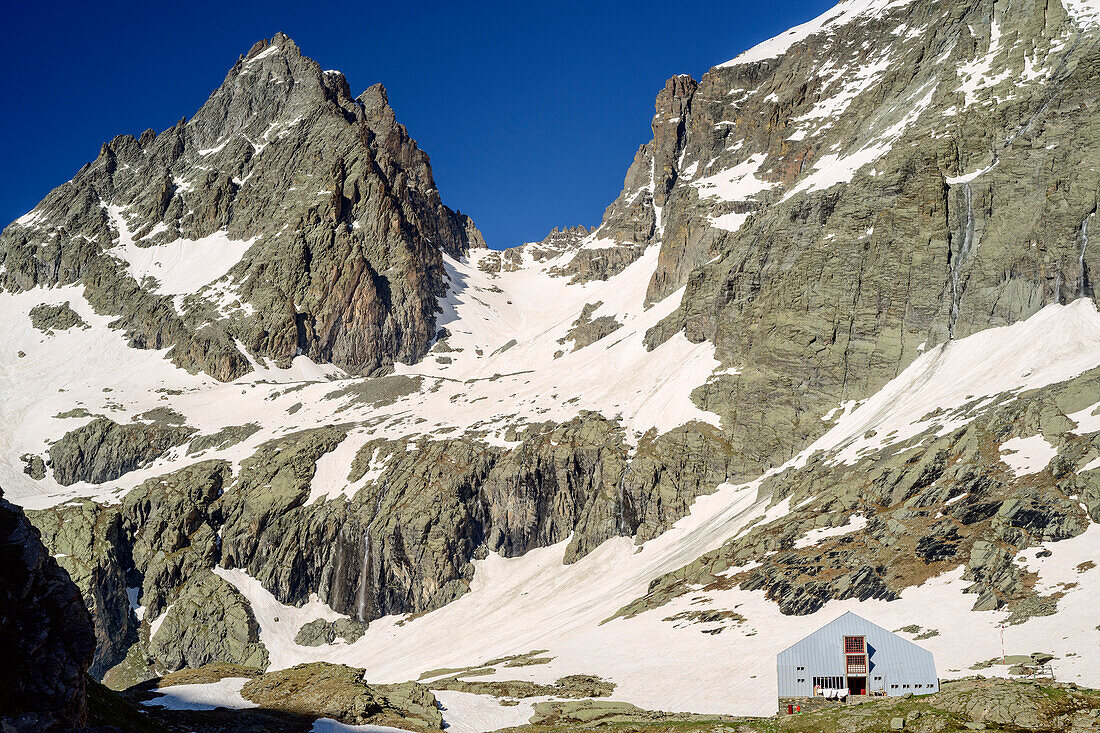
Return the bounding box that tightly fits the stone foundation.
[778,696,840,715]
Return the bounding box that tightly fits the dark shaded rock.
[0,488,95,732]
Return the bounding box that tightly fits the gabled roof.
[777,611,933,658]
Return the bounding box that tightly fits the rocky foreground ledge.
[76,670,1100,733]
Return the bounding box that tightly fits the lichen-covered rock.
[48,416,195,485]
[26,412,738,679]
[0,488,95,732]
[28,301,86,333]
[148,570,269,672]
[28,459,230,678]
[294,617,366,646]
[239,662,443,730]
[20,453,45,479]
[558,302,622,351]
[0,33,483,381]
[611,366,1100,621]
[27,498,136,677]
[430,672,615,699]
[588,0,1100,486]
[185,423,261,455]
[123,460,229,620]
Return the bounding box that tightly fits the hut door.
[844,636,868,695]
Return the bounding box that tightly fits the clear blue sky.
[1,0,831,248]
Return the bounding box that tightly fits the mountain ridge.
[1,2,1099,727]
[1,31,484,381]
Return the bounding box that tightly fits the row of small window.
[809,676,844,688]
[796,677,936,689]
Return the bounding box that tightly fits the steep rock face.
[48,416,195,485]
[147,570,270,672]
[214,416,733,620]
[31,460,230,675]
[0,33,483,380]
[614,348,1100,622]
[0,488,95,731]
[581,0,1100,479]
[27,416,733,675]
[595,76,697,252]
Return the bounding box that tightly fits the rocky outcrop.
[934,677,1100,731]
[186,423,261,455]
[0,33,483,380]
[503,678,1100,733]
[429,673,615,699]
[25,414,734,675]
[147,570,269,671]
[571,0,1100,483]
[20,453,46,479]
[613,364,1100,620]
[552,241,646,284]
[28,301,87,332]
[211,415,735,624]
[48,416,195,485]
[294,617,366,646]
[238,662,444,730]
[30,460,230,676]
[0,488,95,732]
[558,302,622,351]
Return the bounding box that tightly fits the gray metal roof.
[777,611,938,698]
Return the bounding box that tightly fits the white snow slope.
[202,300,1100,719]
[0,239,718,510]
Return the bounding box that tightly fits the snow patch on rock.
[999,435,1057,476]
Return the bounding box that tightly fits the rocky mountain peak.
[358,81,390,114]
[188,32,357,155]
[0,33,484,380]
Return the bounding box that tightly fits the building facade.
[777,611,938,699]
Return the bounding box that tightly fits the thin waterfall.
[949,183,975,338]
[617,464,632,535]
[1080,212,1094,298]
[356,532,370,621]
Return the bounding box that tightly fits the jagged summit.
[1,33,483,380]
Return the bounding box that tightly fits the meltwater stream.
[949,182,975,337]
